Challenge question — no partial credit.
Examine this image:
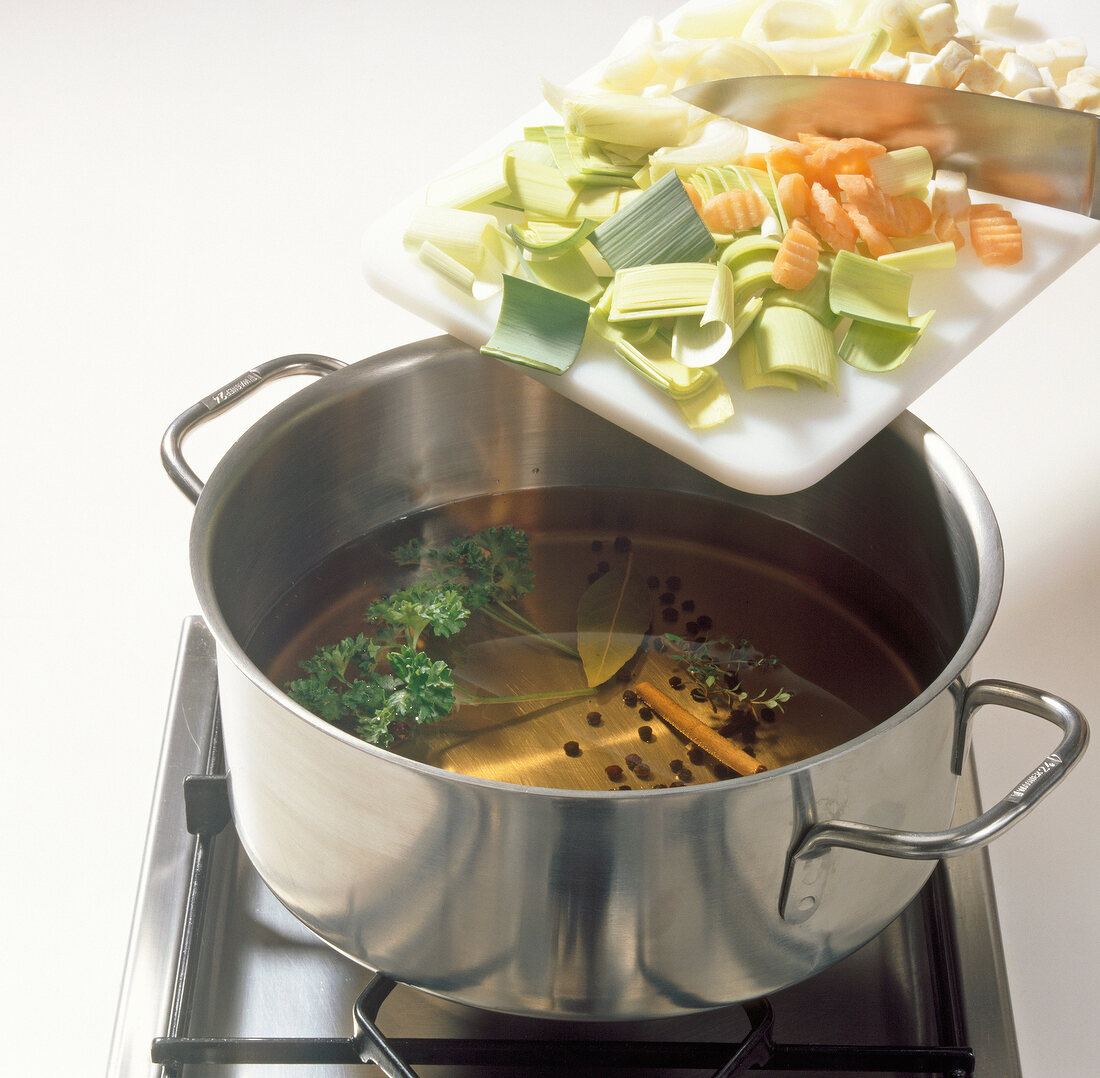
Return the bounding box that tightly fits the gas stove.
[108,616,1022,1077]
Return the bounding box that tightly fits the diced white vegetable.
[1067,65,1100,88]
[672,0,763,40]
[1016,42,1056,73]
[598,17,663,93]
[870,50,910,79]
[930,169,970,220]
[931,39,974,87]
[961,55,1004,93]
[973,0,1017,31]
[1059,80,1100,110]
[978,40,1011,68]
[1015,86,1060,105]
[914,3,957,52]
[1048,38,1089,84]
[905,59,939,85]
[998,51,1044,96]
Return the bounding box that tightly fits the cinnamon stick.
[634,681,767,777]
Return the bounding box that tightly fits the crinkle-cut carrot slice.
[934,211,966,250]
[969,203,1023,266]
[806,136,887,179]
[766,140,815,177]
[844,204,895,258]
[778,171,813,221]
[832,67,892,79]
[808,182,859,252]
[836,174,932,238]
[682,180,704,214]
[772,217,821,290]
[796,133,833,152]
[700,188,770,233]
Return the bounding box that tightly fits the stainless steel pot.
[163,335,1087,1020]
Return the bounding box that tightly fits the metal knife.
[675,75,1100,219]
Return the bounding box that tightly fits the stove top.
[108,617,1022,1076]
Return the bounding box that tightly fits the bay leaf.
[576,556,652,688]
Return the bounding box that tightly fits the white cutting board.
[362,28,1100,494]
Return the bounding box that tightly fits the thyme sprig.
[663,634,792,717]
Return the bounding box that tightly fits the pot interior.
[194,337,999,785]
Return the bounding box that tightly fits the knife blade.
[675,75,1100,218]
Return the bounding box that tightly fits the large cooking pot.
[162,335,1087,1020]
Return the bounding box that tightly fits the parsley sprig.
[286,526,586,748]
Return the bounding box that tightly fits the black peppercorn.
[662,607,679,623]
[563,740,581,757]
[638,706,654,721]
[688,747,706,765]
[625,752,643,771]
[586,711,603,726]
[614,536,632,553]
[622,689,638,707]
[638,725,654,742]
[676,768,693,783]
[634,762,652,779]
[646,575,660,589]
[696,614,712,630]
[605,763,624,781]
[669,758,684,772]
[658,591,676,605]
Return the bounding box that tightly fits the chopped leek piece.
[850,26,889,69]
[536,126,640,187]
[731,292,766,347]
[403,207,499,268]
[671,262,737,367]
[753,305,838,392]
[614,338,718,399]
[521,248,604,303]
[648,118,750,183]
[839,310,935,372]
[677,373,735,429]
[609,262,718,321]
[503,153,580,221]
[737,328,800,391]
[878,241,957,272]
[590,171,715,271]
[719,233,782,271]
[426,157,510,210]
[506,219,598,257]
[416,241,501,301]
[829,249,915,328]
[482,275,591,375]
[571,184,625,222]
[562,92,691,151]
[869,146,934,196]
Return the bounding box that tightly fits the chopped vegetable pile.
[402,0,1090,430]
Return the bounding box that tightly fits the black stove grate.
[149,712,975,1077]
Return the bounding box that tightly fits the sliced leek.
[482,275,591,375]
[839,309,935,372]
[829,249,916,328]
[562,91,691,151]
[677,373,735,429]
[753,305,838,391]
[506,218,598,258]
[426,156,510,210]
[878,241,957,272]
[671,261,737,368]
[403,206,499,268]
[737,328,800,391]
[502,153,580,221]
[609,262,718,321]
[869,146,934,196]
[591,171,715,271]
[416,241,501,301]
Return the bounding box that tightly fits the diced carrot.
[808,182,859,252]
[796,133,832,152]
[934,211,966,250]
[682,180,704,214]
[837,174,932,238]
[772,217,821,290]
[969,203,1023,266]
[777,171,813,221]
[766,140,815,177]
[806,136,886,179]
[700,188,770,233]
[741,152,769,171]
[844,204,895,258]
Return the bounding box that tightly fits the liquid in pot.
[255,488,947,790]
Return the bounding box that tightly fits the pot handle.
[161,353,346,504]
[781,679,1088,924]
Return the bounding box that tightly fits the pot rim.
[193,363,1004,799]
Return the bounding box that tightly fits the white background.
[2,1,1097,1074]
